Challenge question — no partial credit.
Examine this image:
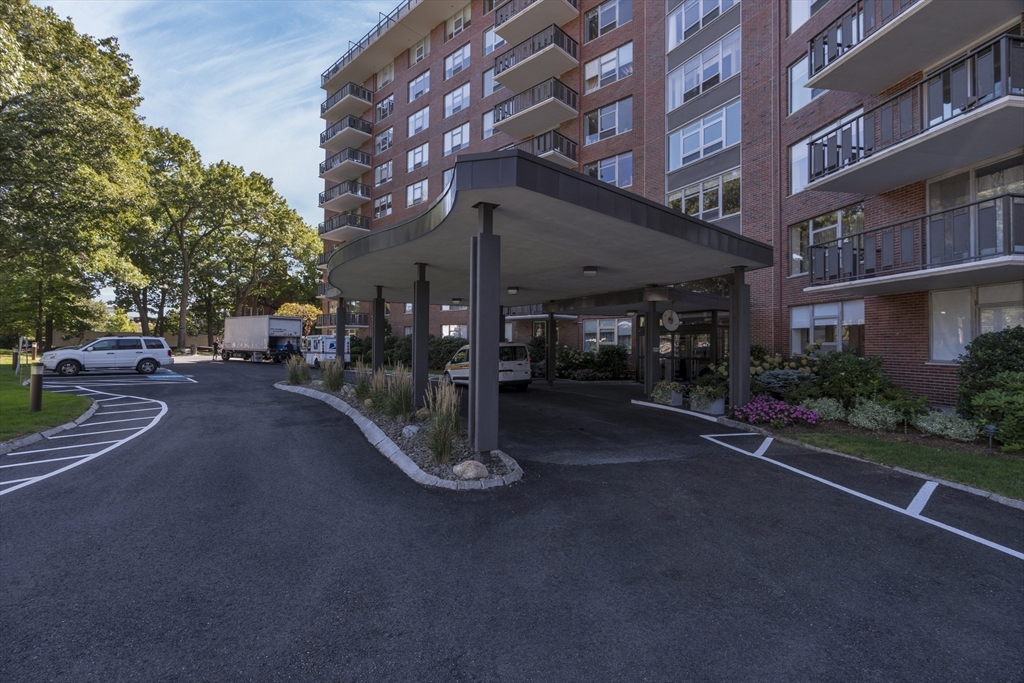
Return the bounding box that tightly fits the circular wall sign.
[661,309,680,332]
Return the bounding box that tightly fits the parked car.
[41,336,174,376]
[443,343,532,390]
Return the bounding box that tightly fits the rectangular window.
[484,27,506,55]
[790,109,861,194]
[442,324,468,338]
[667,29,740,111]
[376,62,393,91]
[668,0,738,50]
[376,93,394,122]
[584,97,633,145]
[790,0,814,34]
[407,106,429,137]
[444,122,470,156]
[483,68,504,97]
[444,44,471,80]
[482,110,495,139]
[407,179,428,207]
[583,318,633,352]
[668,168,740,222]
[373,194,392,218]
[484,0,496,13]
[791,300,865,355]
[444,83,470,117]
[789,55,826,113]
[445,5,471,42]
[408,71,430,102]
[404,326,413,336]
[405,303,413,313]
[584,151,633,188]
[409,36,430,67]
[584,42,633,93]
[407,142,429,172]
[440,305,468,311]
[374,127,393,154]
[787,202,864,275]
[930,289,973,361]
[668,100,740,171]
[585,0,633,42]
[374,160,392,186]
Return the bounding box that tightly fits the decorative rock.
[401,425,420,439]
[364,398,373,408]
[415,407,430,421]
[453,460,489,480]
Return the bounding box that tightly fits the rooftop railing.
[493,77,578,124]
[807,0,920,77]
[514,130,577,161]
[493,25,578,77]
[321,0,423,86]
[319,148,372,176]
[320,82,373,116]
[320,115,373,147]
[495,0,579,28]
[318,212,371,236]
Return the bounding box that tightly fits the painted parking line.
[701,434,1024,561]
[0,454,94,468]
[95,408,162,415]
[47,427,143,439]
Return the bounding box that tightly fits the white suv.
[42,337,174,376]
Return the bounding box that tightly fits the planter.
[691,396,726,416]
[670,390,684,407]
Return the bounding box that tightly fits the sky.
[34,0,397,230]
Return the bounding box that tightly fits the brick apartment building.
[316,0,1023,405]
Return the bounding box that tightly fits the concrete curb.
[0,399,99,456]
[274,383,523,491]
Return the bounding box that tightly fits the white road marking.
[1,454,90,468]
[47,427,142,439]
[907,481,940,516]
[96,407,161,415]
[702,435,1024,562]
[0,477,36,486]
[630,399,719,422]
[11,440,121,455]
[79,417,155,427]
[96,401,154,408]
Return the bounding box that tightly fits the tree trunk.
[206,293,214,346]
[35,281,43,348]
[178,255,190,351]
[140,288,150,335]
[44,318,53,351]
[156,288,166,336]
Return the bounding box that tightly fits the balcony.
[320,0,461,93]
[316,313,371,328]
[493,78,578,139]
[317,246,341,270]
[319,148,372,182]
[319,115,372,153]
[806,0,1023,94]
[514,130,577,168]
[319,180,372,213]
[318,212,371,242]
[317,282,342,299]
[493,25,578,93]
[320,82,373,122]
[805,35,1024,195]
[806,194,1024,295]
[494,0,579,46]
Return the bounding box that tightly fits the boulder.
[453,460,489,480]
[401,425,420,438]
[414,407,431,421]
[363,398,373,408]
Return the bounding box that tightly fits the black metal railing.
[504,304,545,315]
[347,313,369,326]
[807,34,1023,185]
[493,77,578,124]
[495,0,579,28]
[320,115,373,146]
[808,0,920,77]
[515,130,577,161]
[317,246,341,268]
[319,181,372,206]
[316,313,335,327]
[321,0,422,86]
[317,212,370,236]
[494,25,578,77]
[320,82,373,116]
[808,194,1024,286]
[319,148,372,176]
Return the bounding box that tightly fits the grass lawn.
[787,430,1024,502]
[0,353,92,443]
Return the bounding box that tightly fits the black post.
[29,363,43,412]
[546,312,556,387]
[372,286,385,372]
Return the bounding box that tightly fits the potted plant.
[651,380,685,406]
[688,378,727,415]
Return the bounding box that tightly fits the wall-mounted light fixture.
[583,266,598,277]
[507,286,519,295]
[451,298,462,305]
[626,310,637,317]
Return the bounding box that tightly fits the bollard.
[29,362,43,413]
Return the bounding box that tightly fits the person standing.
[212,339,220,361]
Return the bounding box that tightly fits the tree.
[103,308,137,332]
[276,303,321,336]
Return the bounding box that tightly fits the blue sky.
[35,0,397,229]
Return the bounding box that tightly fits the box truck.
[222,315,303,363]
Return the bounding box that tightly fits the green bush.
[753,369,811,399]
[385,364,415,419]
[813,352,889,409]
[595,345,629,379]
[801,397,847,421]
[527,335,546,361]
[426,378,462,464]
[349,335,368,363]
[429,336,466,369]
[847,398,902,431]
[320,359,345,391]
[971,371,1024,454]
[367,368,389,413]
[913,411,980,443]
[957,327,1024,418]
[352,360,372,401]
[555,344,596,376]
[285,356,310,385]
[391,335,412,367]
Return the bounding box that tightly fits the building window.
[668,169,741,222]
[788,202,864,276]
[532,321,547,338]
[383,303,391,317]
[409,36,430,67]
[445,5,471,42]
[408,71,430,102]
[668,100,741,172]
[790,109,861,194]
[789,0,827,35]
[444,123,470,156]
[930,284,1023,361]
[405,303,413,313]
[583,42,633,93]
[484,27,506,55]
[407,179,428,207]
[444,44,471,80]
[374,127,393,154]
[789,55,825,113]
[668,0,738,50]
[373,194,392,218]
[407,142,429,172]
[440,305,468,311]
[583,318,633,352]
[483,68,504,97]
[376,93,394,122]
[444,83,470,117]
[584,97,632,145]
[484,0,496,13]
[482,110,495,139]
[585,0,633,42]
[376,62,393,91]
[666,28,740,111]
[790,300,865,356]
[407,106,429,137]
[443,168,455,191]
[584,152,633,188]
[442,324,468,338]
[374,160,392,186]
[404,326,413,336]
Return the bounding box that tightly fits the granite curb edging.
[274,382,524,490]
[0,399,99,456]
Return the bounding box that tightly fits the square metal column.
[412,263,430,407]
[372,285,385,372]
[470,203,500,460]
[644,301,659,398]
[728,266,751,409]
[468,235,477,447]
[545,312,556,387]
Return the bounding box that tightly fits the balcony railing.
[808,0,919,77]
[319,181,372,206]
[317,245,342,268]
[495,0,579,28]
[317,313,370,327]
[494,25,578,77]
[493,77,578,124]
[319,115,373,146]
[318,212,370,236]
[320,82,373,117]
[321,0,423,87]
[515,130,577,161]
[808,194,1024,287]
[504,304,545,315]
[807,34,1023,185]
[319,148,372,176]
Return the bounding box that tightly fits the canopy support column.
[372,285,385,373]
[645,301,658,398]
[546,312,556,387]
[412,263,430,407]
[729,266,751,409]
[470,203,500,461]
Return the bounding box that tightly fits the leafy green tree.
[103,308,137,332]
[276,302,320,335]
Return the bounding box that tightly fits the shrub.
[426,378,462,463]
[368,368,389,412]
[320,359,345,391]
[813,352,889,409]
[732,396,818,428]
[651,381,683,405]
[555,344,596,377]
[595,345,630,379]
[352,360,371,401]
[847,398,901,431]
[801,397,847,421]
[527,335,546,361]
[753,369,810,399]
[429,336,466,369]
[568,368,612,381]
[391,335,412,367]
[913,411,980,443]
[285,356,305,385]
[349,335,368,363]
[971,371,1024,454]
[957,327,1024,418]
[386,363,415,419]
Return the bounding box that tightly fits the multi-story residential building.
[317,0,1023,404]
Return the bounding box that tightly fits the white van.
[443,343,532,390]
[301,335,350,368]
